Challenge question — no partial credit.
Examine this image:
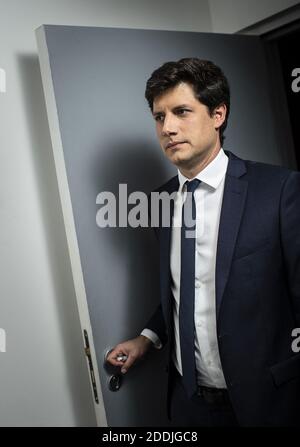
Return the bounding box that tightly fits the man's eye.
[177,109,189,116]
[154,115,164,122]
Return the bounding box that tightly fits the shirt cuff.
[141,329,163,349]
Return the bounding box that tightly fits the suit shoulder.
[245,158,296,181]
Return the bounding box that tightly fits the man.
[107,58,300,426]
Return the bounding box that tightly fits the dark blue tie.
[179,179,200,398]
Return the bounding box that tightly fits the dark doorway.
[263,20,300,170]
[277,27,300,170]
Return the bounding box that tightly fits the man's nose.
[162,115,177,136]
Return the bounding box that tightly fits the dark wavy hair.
[145,58,230,146]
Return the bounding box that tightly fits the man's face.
[152,82,225,174]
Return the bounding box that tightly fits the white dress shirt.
[142,148,228,388]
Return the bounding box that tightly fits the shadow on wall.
[17,53,97,426]
[91,140,172,426]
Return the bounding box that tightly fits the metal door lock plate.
[108,374,122,392]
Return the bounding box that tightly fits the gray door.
[36,25,281,427]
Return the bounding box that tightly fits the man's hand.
[106,335,153,374]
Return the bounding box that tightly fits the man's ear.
[213,104,227,130]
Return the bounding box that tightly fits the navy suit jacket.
[146,150,300,426]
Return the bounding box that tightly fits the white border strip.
[35,25,107,427]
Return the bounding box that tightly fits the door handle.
[104,348,128,365]
[104,348,127,392]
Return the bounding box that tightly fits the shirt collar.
[178,148,228,192]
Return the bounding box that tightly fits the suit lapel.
[215,151,248,318]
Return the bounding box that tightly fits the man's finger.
[121,354,136,374]
[107,349,122,364]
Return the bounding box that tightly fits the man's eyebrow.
[173,104,191,110]
[153,104,192,116]
[152,108,163,115]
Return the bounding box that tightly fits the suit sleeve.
[141,328,163,349]
[144,303,168,347]
[280,171,300,326]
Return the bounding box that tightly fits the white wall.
[209,0,300,33]
[0,0,212,427]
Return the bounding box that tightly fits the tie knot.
[185,179,200,194]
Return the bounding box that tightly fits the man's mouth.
[165,141,187,150]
